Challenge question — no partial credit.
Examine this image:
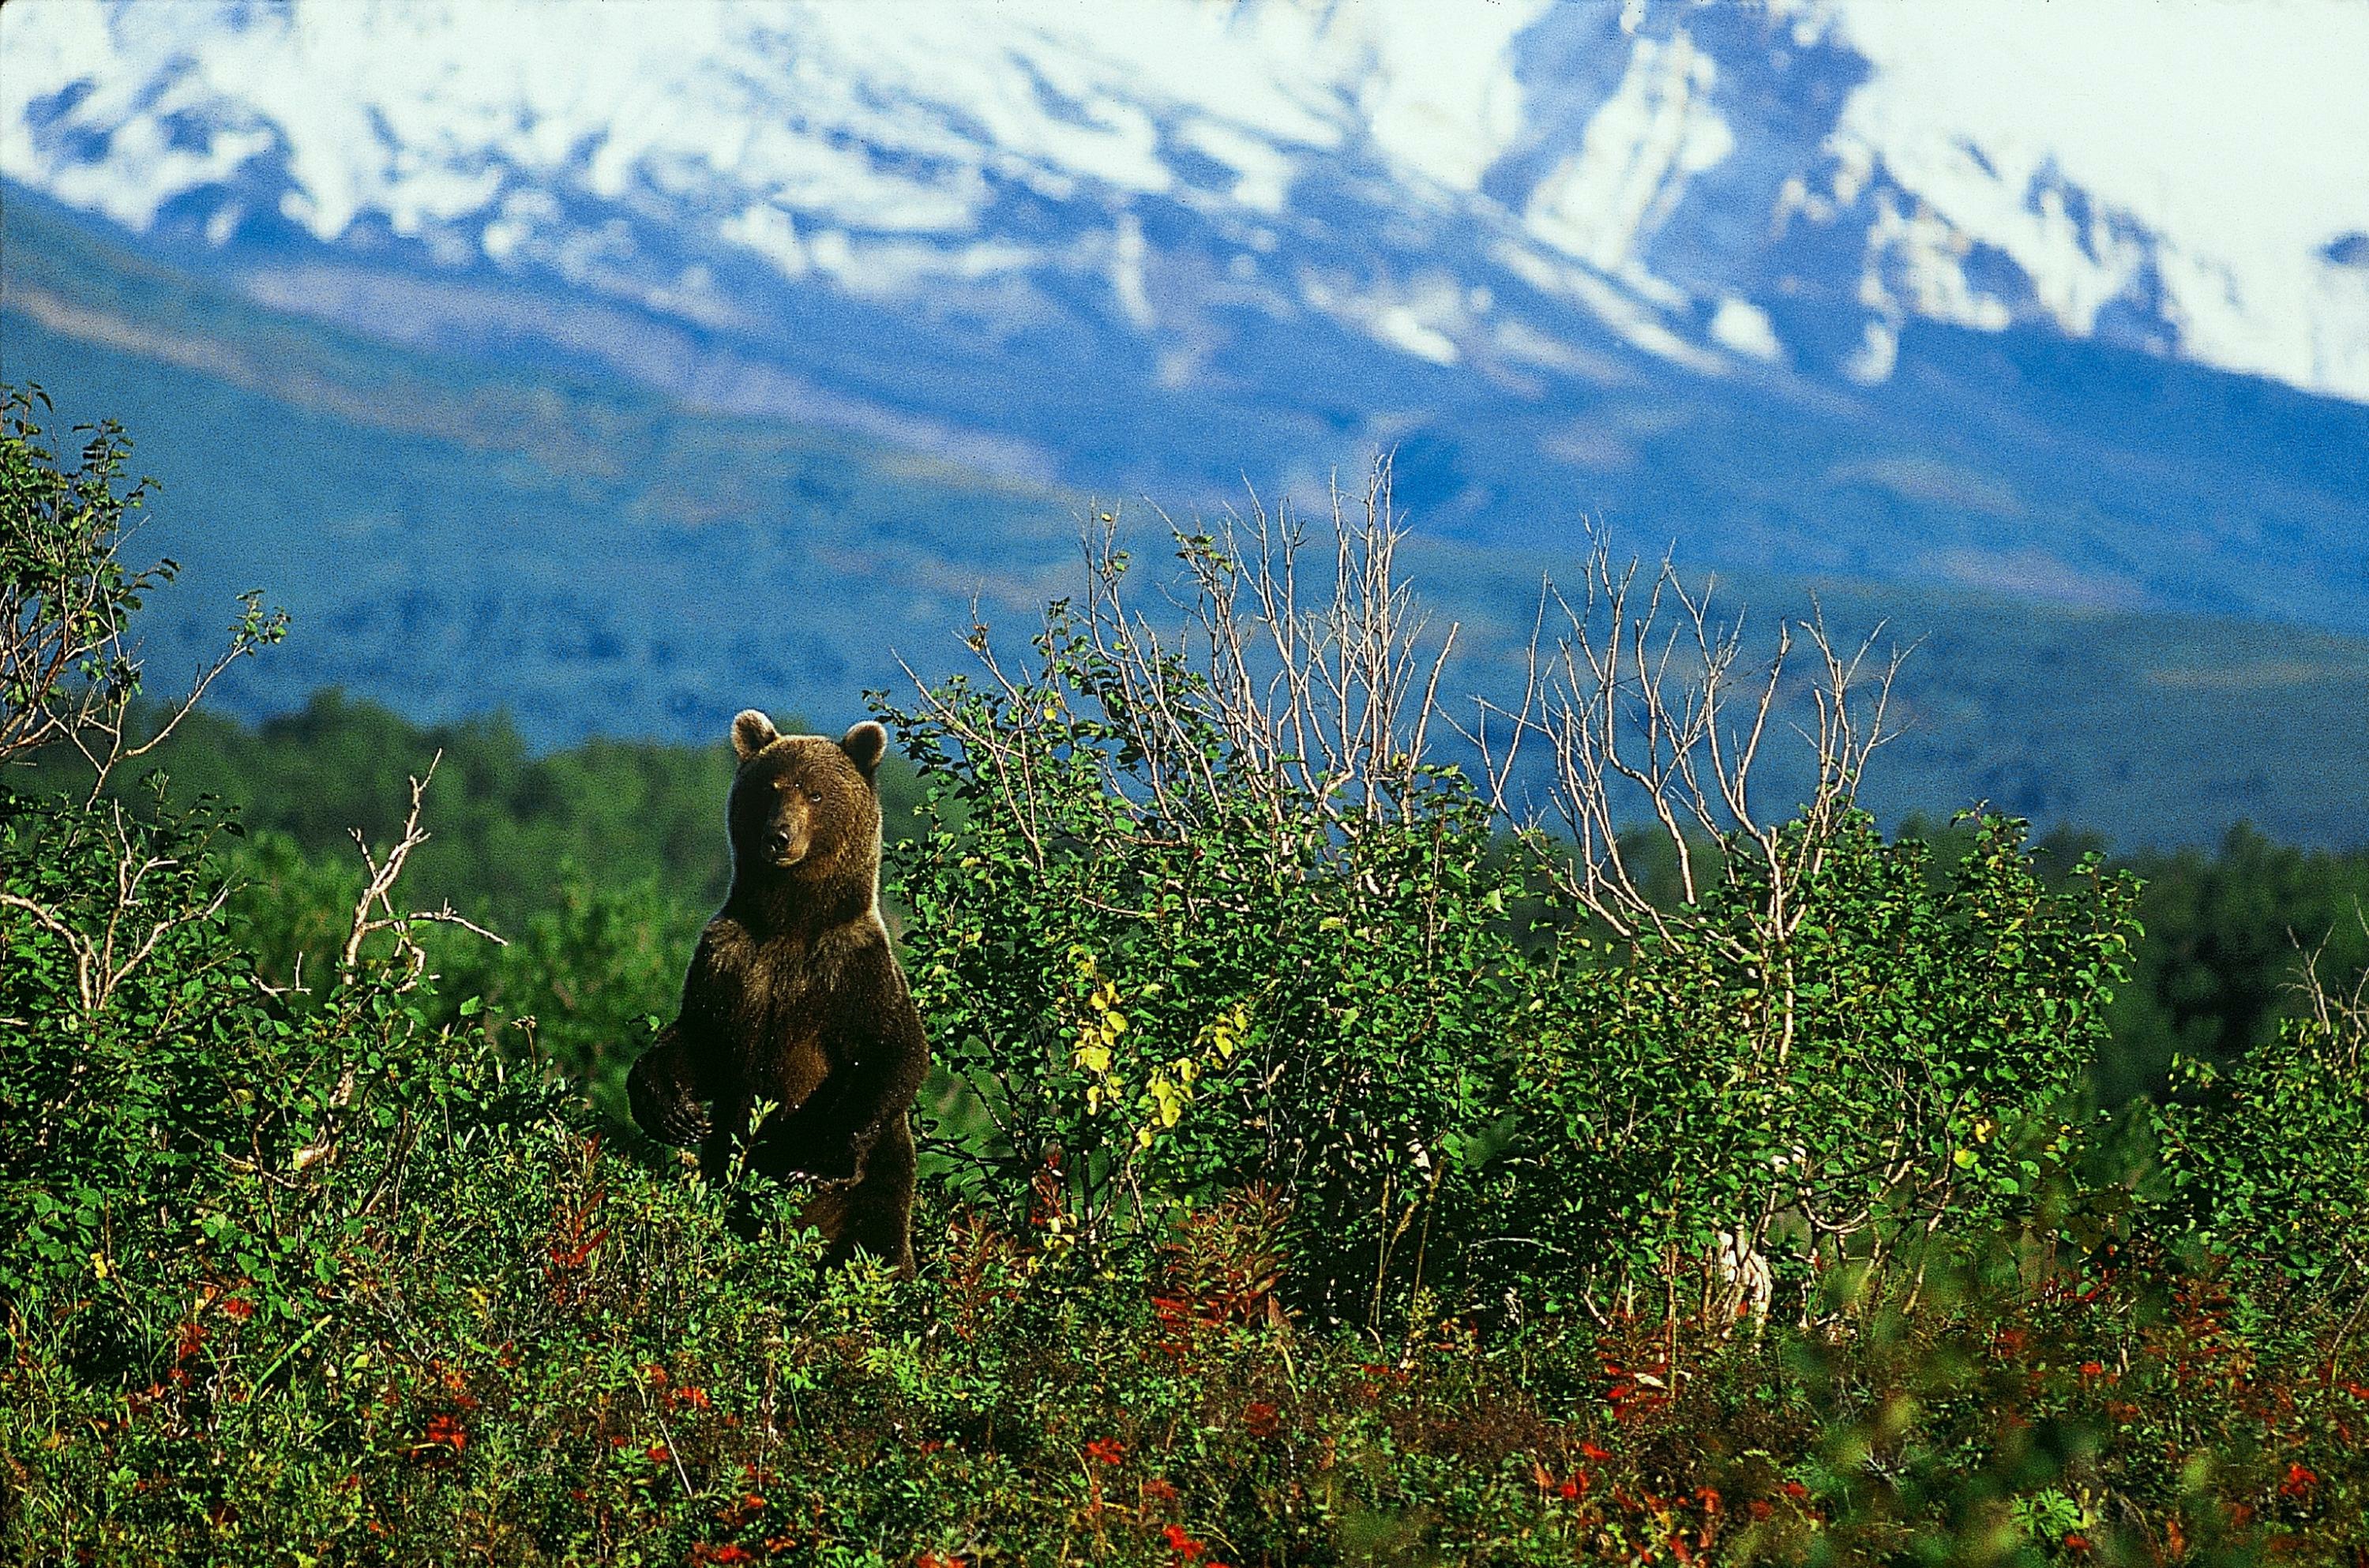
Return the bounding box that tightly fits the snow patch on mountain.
[1522,28,1735,302]
[1821,0,2369,396]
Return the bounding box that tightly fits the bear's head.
[726,711,888,908]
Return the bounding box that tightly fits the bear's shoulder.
[693,913,762,966]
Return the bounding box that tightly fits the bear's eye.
[804,787,822,805]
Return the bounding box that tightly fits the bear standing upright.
[626,711,929,1274]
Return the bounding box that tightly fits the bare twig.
[899,458,1462,879]
[334,752,507,987]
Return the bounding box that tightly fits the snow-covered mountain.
[9,0,2364,402]
[5,0,2369,839]
[4,0,2367,627]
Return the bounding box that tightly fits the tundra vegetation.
[3,385,2364,1565]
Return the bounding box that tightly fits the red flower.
[1162,1522,1206,1561]
[1580,1441,1613,1463]
[1085,1437,1126,1465]
[1141,1478,1179,1506]
[2279,1462,2318,1499]
[646,1442,671,1464]
[175,1321,208,1362]
[1241,1401,1279,1439]
[689,1546,755,1566]
[422,1414,467,1453]
[2079,1360,2104,1378]
[220,1297,255,1321]
[1780,1480,1809,1501]
[1556,1477,1580,1500]
[2063,1533,2093,1552]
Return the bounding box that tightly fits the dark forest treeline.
[24,692,2360,1112]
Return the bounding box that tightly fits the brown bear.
[626,711,929,1274]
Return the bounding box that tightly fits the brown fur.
[626,711,929,1274]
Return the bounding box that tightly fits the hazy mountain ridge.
[6,0,2364,621]
[6,2,2368,843]
[7,197,2369,846]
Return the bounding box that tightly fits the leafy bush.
[1504,809,2138,1325]
[2152,940,2369,1308]
[6,403,2365,1564]
[882,524,1527,1325]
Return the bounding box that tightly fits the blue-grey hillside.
[5,197,2367,847]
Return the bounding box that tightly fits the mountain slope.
[8,0,2365,400]
[7,199,2369,847]
[5,0,2364,640]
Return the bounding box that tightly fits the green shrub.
[7,402,2364,1565]
[2152,946,2369,1307]
[1503,810,2138,1325]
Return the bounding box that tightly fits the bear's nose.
[767,826,794,858]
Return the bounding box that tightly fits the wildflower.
[2063,1533,2093,1552]
[1556,1476,1581,1500]
[220,1298,255,1322]
[1141,1477,1178,1506]
[1581,1441,1612,1463]
[1780,1481,1809,1501]
[646,1442,672,1465]
[1162,1522,1206,1560]
[2279,1461,2318,1498]
[422,1414,467,1453]
[1084,1437,1125,1465]
[1241,1401,1279,1439]
[2079,1360,2104,1378]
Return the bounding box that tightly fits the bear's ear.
[839,719,888,780]
[731,709,780,762]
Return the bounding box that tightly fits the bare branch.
[1472,530,1908,961]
